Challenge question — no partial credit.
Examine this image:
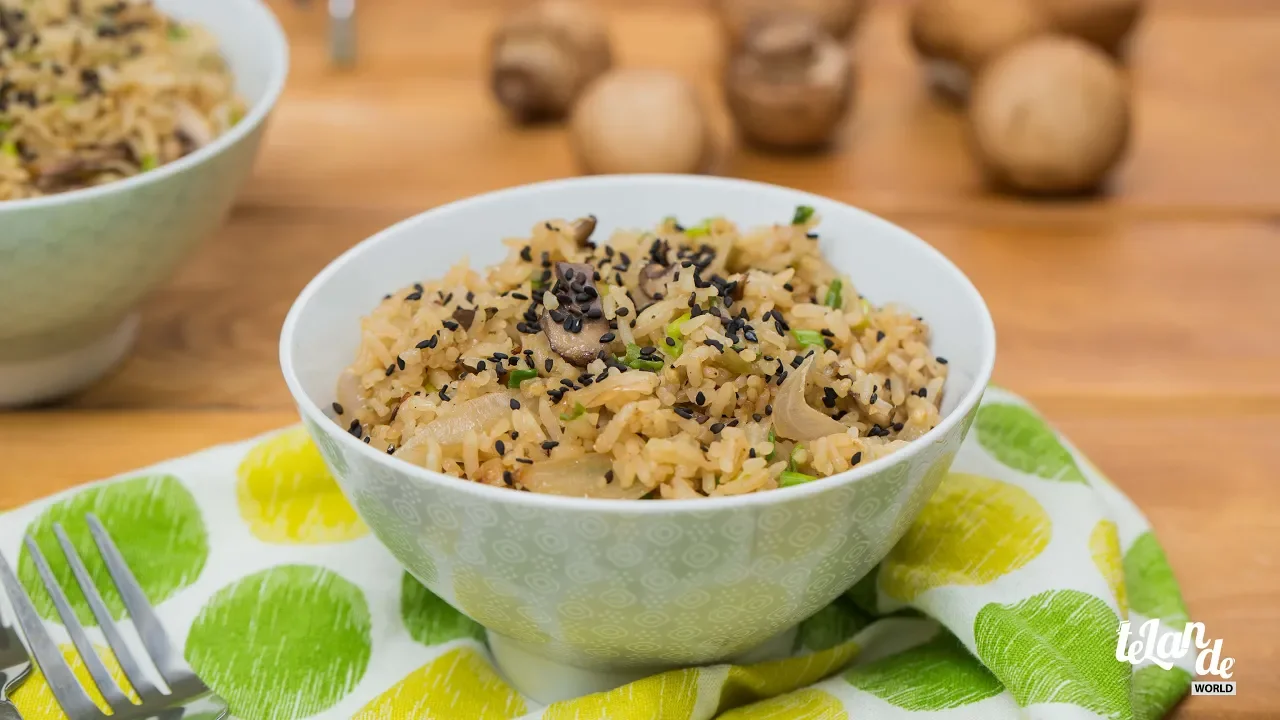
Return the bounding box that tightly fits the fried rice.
[336,210,949,499]
[0,0,244,200]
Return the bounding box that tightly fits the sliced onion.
[419,391,515,446]
[572,371,658,408]
[335,370,361,416]
[773,355,848,441]
[521,453,650,500]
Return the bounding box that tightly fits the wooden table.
[2,0,1276,715]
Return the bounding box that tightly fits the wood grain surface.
[2,0,1277,716]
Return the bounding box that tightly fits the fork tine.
[53,523,161,701]
[0,547,103,719]
[84,514,185,682]
[23,536,132,712]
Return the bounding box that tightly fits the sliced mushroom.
[569,215,598,246]
[173,100,215,149]
[31,145,130,192]
[540,261,609,367]
[634,262,678,308]
[452,306,477,328]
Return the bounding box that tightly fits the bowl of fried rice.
[0,0,286,405]
[281,175,996,702]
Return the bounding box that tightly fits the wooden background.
[2,0,1276,715]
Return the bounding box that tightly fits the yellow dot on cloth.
[236,426,368,544]
[1090,519,1128,619]
[881,472,1052,602]
[11,644,140,719]
[543,668,700,720]
[352,647,525,720]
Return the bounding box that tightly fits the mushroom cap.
[969,35,1130,194]
[570,69,710,175]
[1039,0,1143,55]
[725,14,854,149]
[717,0,866,47]
[490,0,612,122]
[910,0,1048,72]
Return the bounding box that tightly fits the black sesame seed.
[765,404,774,415]
[443,320,460,331]
[348,418,361,435]
[510,398,521,410]
[783,283,794,292]
[616,307,630,317]
[695,391,706,405]
[517,457,533,464]
[884,379,892,390]
[820,328,834,337]
[405,291,422,301]
[477,360,487,371]
[665,337,676,347]
[851,451,862,465]
[587,307,603,319]
[496,440,506,455]
[710,422,725,434]
[869,393,878,405]
[641,345,657,355]
[385,364,396,376]
[512,292,529,300]
[511,431,519,439]
[541,441,559,450]
[503,471,514,485]
[791,356,805,369]
[893,422,905,431]
[560,378,575,387]
[416,339,432,349]
[605,469,615,482]
[509,356,521,366]
[545,358,555,372]
[876,331,886,342]
[332,402,345,415]
[936,356,949,364]
[600,332,616,342]
[396,356,406,370]
[749,448,757,458]
[674,406,694,419]
[439,388,451,402]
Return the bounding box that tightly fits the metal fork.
[0,514,226,720]
[1,599,32,720]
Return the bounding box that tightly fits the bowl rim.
[281,174,997,514]
[0,0,289,212]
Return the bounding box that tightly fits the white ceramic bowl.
[0,0,288,407]
[281,176,996,702]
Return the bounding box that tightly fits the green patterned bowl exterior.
[282,176,997,670]
[0,0,287,404]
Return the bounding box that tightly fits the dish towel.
[0,387,1193,720]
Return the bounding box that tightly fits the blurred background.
[2,0,1277,704]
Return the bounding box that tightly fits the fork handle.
[0,701,23,720]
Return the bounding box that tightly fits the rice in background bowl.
[0,0,286,406]
[282,176,996,701]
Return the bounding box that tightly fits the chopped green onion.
[824,279,843,309]
[792,329,825,349]
[712,348,752,374]
[506,369,538,387]
[139,154,158,171]
[559,402,586,421]
[167,23,187,40]
[663,312,691,357]
[423,384,437,394]
[779,471,818,487]
[792,205,815,225]
[530,276,546,291]
[0,119,11,133]
[684,219,713,238]
[788,444,802,472]
[620,344,665,372]
[229,106,244,126]
[766,428,777,461]
[854,297,873,331]
[0,139,17,158]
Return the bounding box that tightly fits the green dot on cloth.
[975,403,1086,483]
[1131,665,1191,720]
[1124,532,1190,626]
[18,474,208,625]
[185,565,372,720]
[401,571,484,646]
[798,596,870,652]
[845,631,1002,711]
[974,589,1131,718]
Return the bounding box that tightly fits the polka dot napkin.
[0,387,1192,719]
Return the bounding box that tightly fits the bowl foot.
[488,625,798,705]
[0,313,139,407]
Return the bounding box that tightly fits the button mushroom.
[540,261,610,367]
[909,0,1048,100]
[569,215,597,247]
[634,262,677,309]
[715,0,865,48]
[1040,0,1143,56]
[968,36,1130,195]
[725,13,854,150]
[570,69,711,175]
[490,0,613,123]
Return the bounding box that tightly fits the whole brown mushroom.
[910,0,1048,100]
[570,69,711,175]
[725,14,854,150]
[716,0,865,48]
[1039,0,1144,56]
[968,36,1130,195]
[490,0,612,123]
